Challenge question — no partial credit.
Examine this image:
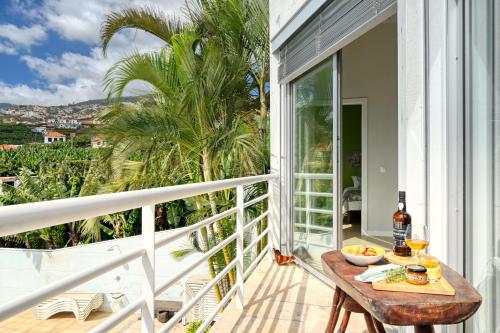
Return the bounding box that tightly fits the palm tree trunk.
[257,74,268,255]
[69,223,80,246]
[258,74,268,145]
[201,227,224,302]
[196,201,223,302]
[201,148,236,287]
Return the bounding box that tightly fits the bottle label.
[393,222,407,247]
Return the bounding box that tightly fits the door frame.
[342,98,368,237]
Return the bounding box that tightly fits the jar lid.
[405,264,427,273]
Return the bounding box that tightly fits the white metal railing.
[293,173,335,248]
[0,173,278,333]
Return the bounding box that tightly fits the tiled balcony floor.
[0,309,184,333]
[1,258,375,333]
[212,257,369,333]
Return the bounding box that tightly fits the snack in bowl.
[341,245,385,266]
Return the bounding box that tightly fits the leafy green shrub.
[0,124,42,144]
[185,320,209,333]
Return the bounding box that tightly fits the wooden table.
[321,251,482,333]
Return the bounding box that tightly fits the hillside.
[0,96,139,108]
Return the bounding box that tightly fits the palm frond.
[101,7,186,56]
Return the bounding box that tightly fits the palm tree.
[188,0,270,144]
[99,5,265,299]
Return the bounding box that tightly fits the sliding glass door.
[291,55,339,271]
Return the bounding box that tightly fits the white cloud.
[0,24,47,49]
[0,0,185,105]
[42,0,184,44]
[0,80,102,106]
[0,43,17,55]
[0,45,154,106]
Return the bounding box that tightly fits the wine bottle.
[393,191,411,256]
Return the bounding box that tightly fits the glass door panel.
[292,58,338,271]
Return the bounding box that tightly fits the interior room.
[341,15,398,249]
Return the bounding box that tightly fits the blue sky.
[0,0,183,106]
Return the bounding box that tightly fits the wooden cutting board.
[374,251,456,296]
[373,276,456,296]
[384,251,421,265]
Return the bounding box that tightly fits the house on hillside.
[90,135,107,148]
[0,144,19,150]
[43,131,66,144]
[0,177,19,195]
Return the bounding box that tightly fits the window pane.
[292,60,335,270]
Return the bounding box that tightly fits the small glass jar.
[405,264,429,285]
[417,254,442,283]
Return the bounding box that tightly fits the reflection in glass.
[292,60,335,270]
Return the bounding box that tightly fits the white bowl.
[341,245,385,266]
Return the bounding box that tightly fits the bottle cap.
[399,191,406,202]
[405,264,427,273]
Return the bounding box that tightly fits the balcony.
[0,174,372,333]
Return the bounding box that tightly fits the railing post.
[141,205,155,333]
[267,179,274,260]
[236,185,245,309]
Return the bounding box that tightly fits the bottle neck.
[398,201,406,211]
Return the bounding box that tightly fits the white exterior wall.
[398,0,427,231]
[0,228,209,312]
[269,0,308,39]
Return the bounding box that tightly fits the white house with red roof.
[43,131,66,144]
[90,135,106,148]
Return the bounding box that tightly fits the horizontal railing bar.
[0,247,145,321]
[244,244,270,280]
[88,298,144,333]
[295,191,334,197]
[244,228,269,255]
[294,207,334,214]
[294,239,333,249]
[243,193,269,208]
[243,211,269,233]
[158,259,238,333]
[155,207,237,249]
[293,173,333,179]
[155,233,238,296]
[294,223,333,232]
[0,173,278,237]
[196,284,238,333]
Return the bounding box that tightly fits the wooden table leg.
[372,316,386,333]
[364,313,377,333]
[414,326,435,333]
[325,287,345,333]
[338,311,351,333]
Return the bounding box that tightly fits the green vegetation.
[0,138,95,177]
[1,0,270,308]
[0,124,43,144]
[185,320,208,333]
[98,0,270,301]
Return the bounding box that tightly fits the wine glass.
[405,224,429,259]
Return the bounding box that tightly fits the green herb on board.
[384,266,405,283]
